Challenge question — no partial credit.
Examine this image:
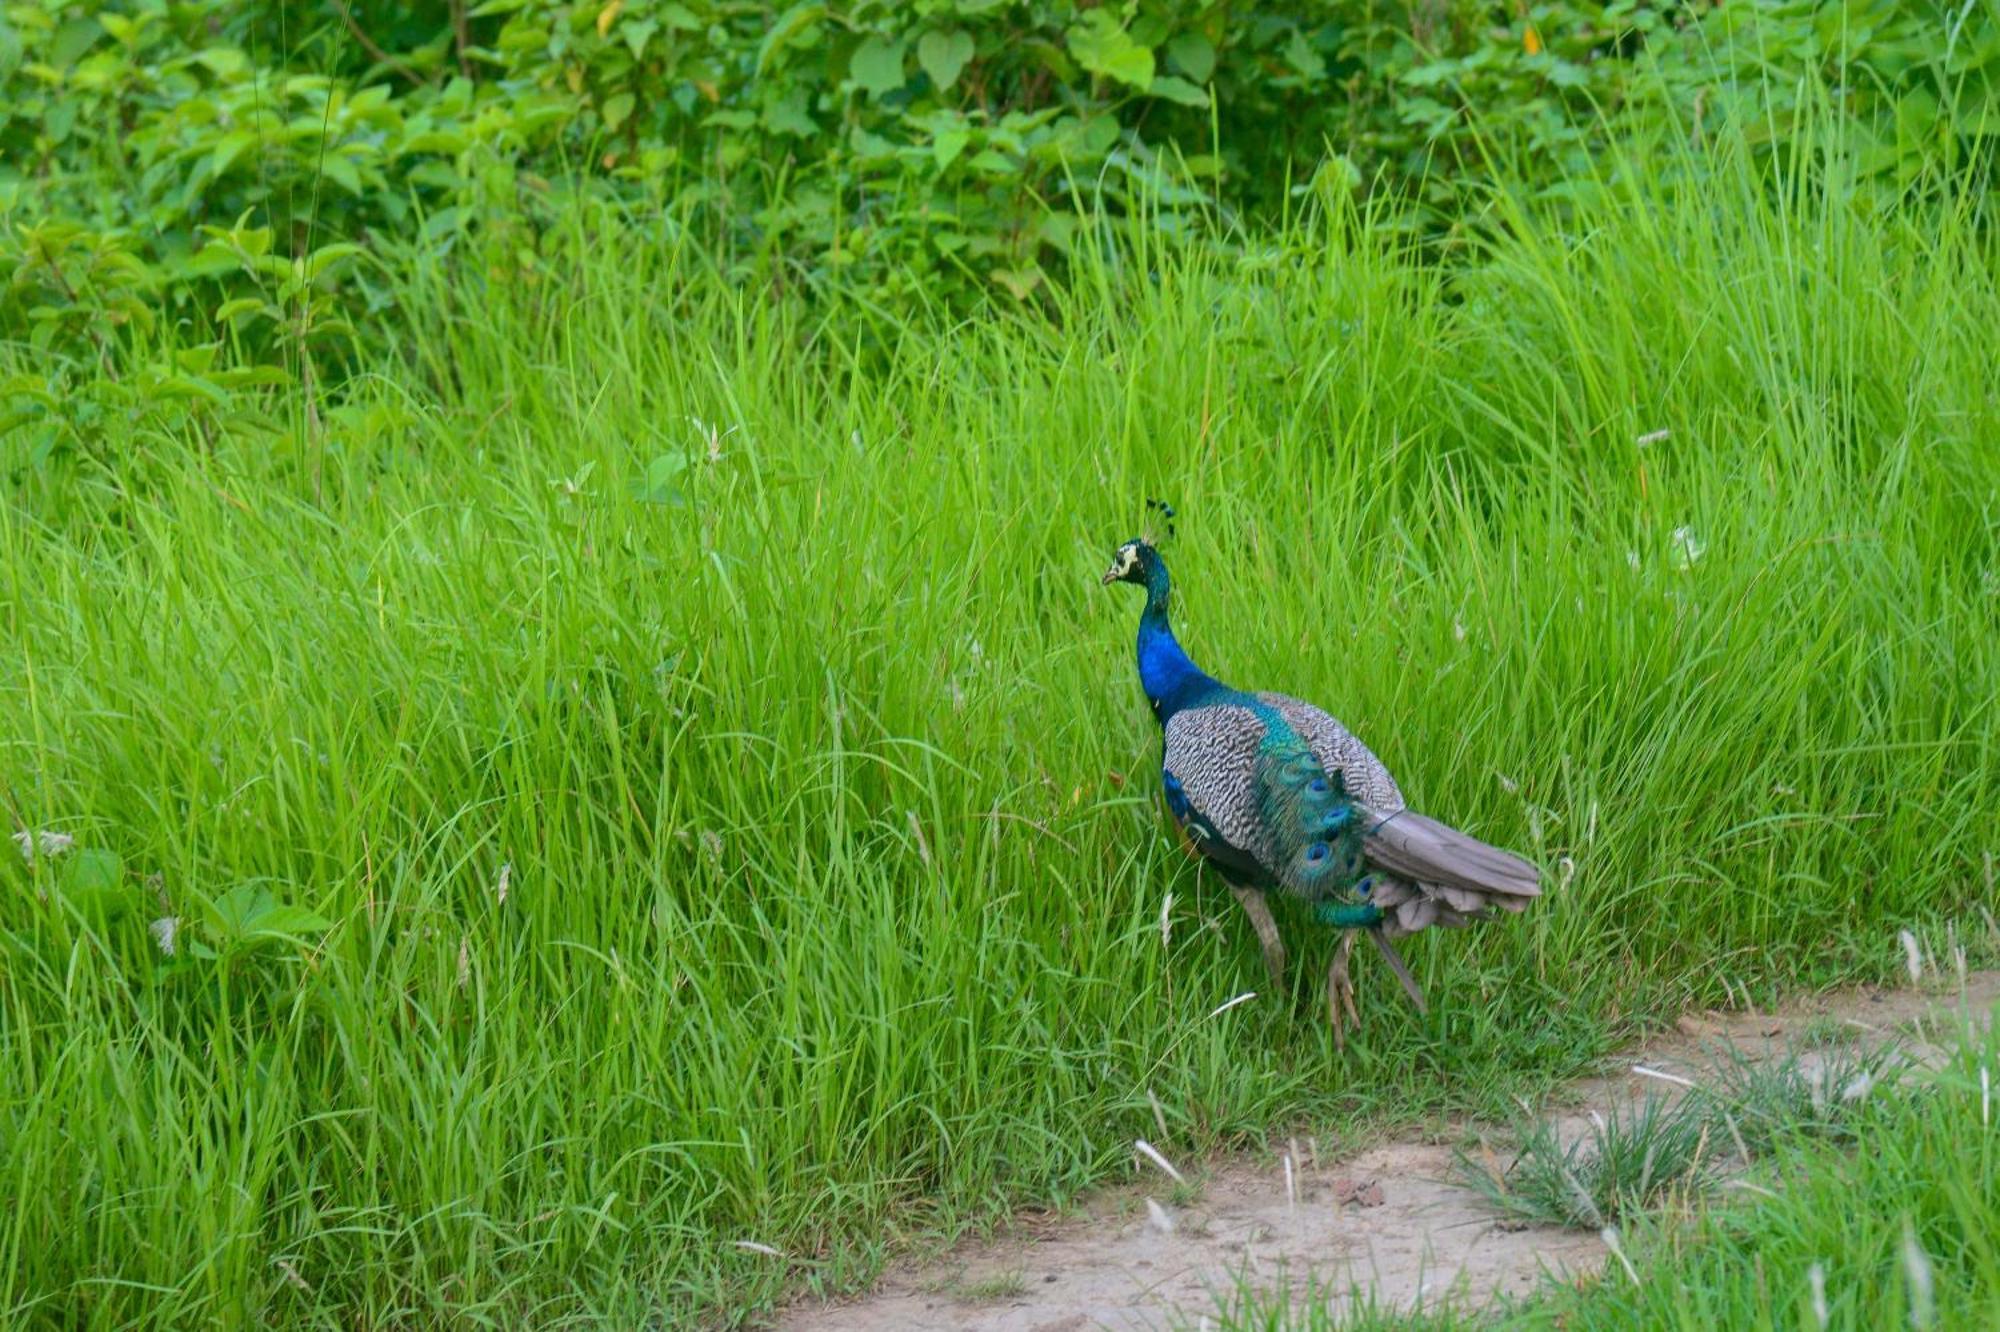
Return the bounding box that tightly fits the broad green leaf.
[762,85,815,137]
[1165,30,1215,82]
[204,885,331,945]
[398,129,470,154]
[631,453,689,505]
[150,373,230,405]
[622,17,658,59]
[756,2,825,75]
[305,243,364,281]
[1075,114,1121,156]
[321,153,362,194]
[1150,75,1209,107]
[59,848,123,909]
[1283,29,1325,82]
[917,30,975,92]
[249,904,335,937]
[933,126,972,170]
[1067,12,1153,91]
[174,344,217,374]
[213,366,294,388]
[601,91,636,129]
[50,16,99,66]
[850,35,906,96]
[208,130,258,180]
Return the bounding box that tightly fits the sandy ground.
[774,970,2000,1331]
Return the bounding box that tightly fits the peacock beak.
[1100,565,1120,585]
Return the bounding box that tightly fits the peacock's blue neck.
[1135,559,1219,723]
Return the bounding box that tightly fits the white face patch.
[1114,544,1140,577]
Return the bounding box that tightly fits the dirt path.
[776,971,2000,1331]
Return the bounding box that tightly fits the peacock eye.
[1306,843,1328,862]
[1309,778,1327,793]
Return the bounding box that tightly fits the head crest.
[1144,497,1177,545]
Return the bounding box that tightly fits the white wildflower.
[1670,525,1705,570]
[1144,1197,1176,1235]
[1900,929,1923,984]
[688,415,738,463]
[495,860,512,905]
[149,917,179,957]
[13,829,74,862]
[1808,1261,1829,1328]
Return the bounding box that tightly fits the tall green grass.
[3,125,1997,1325]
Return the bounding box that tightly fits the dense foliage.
[3,0,1994,387]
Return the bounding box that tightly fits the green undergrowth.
[3,121,1998,1325]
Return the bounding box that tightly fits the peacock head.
[1100,539,1157,587]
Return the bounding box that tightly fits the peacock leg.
[1228,885,1286,988]
[1327,931,1360,1044]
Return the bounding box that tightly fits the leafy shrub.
[1,0,1994,390]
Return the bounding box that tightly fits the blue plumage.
[1104,538,1373,914]
[1102,534,1543,1036]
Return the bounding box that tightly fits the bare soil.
[774,971,2000,1331]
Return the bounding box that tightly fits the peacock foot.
[1327,931,1360,1047]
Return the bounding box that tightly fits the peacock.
[1102,516,1541,1042]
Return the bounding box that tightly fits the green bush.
[2,0,1994,388]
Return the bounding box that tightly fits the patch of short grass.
[1456,1094,1715,1231]
[921,1268,1028,1303]
[1190,1267,1478,1331]
[1697,1039,1907,1155]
